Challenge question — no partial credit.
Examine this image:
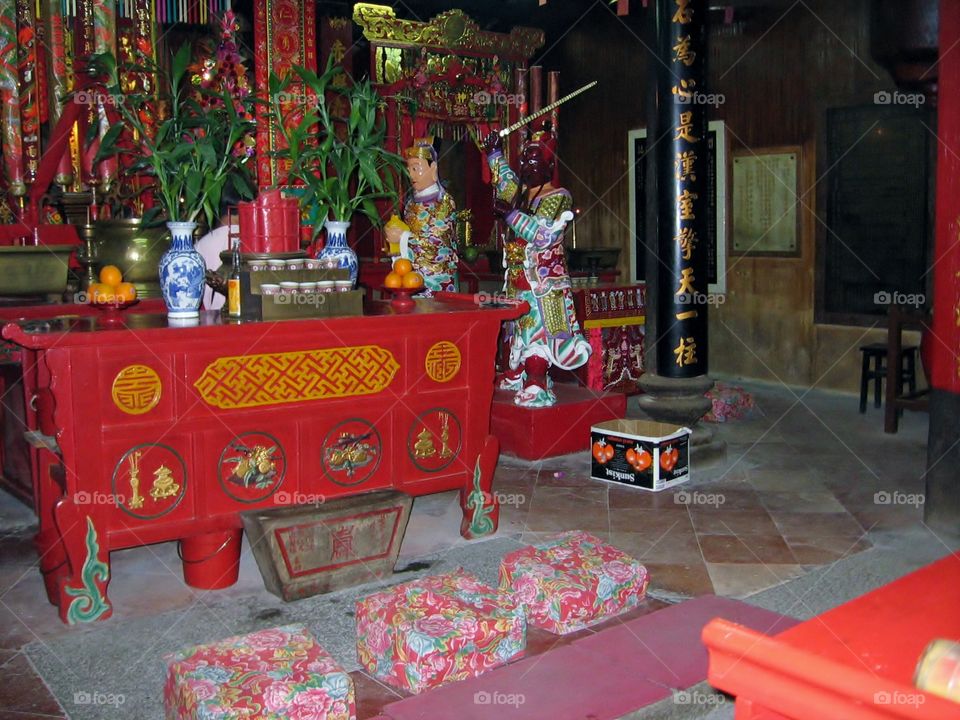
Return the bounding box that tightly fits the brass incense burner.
[78,219,170,298]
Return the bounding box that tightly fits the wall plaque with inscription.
[242,491,412,601]
[732,148,800,257]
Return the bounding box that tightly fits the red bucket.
[179,529,242,590]
[238,189,299,254]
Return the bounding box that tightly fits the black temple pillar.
[637,0,720,444]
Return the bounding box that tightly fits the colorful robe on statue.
[489,151,591,397]
[402,183,459,294]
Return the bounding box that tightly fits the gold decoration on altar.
[234,446,276,481]
[194,347,400,410]
[954,271,960,327]
[413,428,437,458]
[149,465,179,500]
[408,408,461,471]
[127,451,144,510]
[425,342,461,383]
[112,365,162,415]
[353,4,544,59]
[325,433,377,476]
[439,412,453,459]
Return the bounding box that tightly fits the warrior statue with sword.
[481,81,596,407]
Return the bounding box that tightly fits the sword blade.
[498,80,598,138]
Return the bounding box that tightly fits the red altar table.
[0,299,167,504]
[2,294,523,624]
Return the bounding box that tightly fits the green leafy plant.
[91,44,255,227]
[267,60,406,241]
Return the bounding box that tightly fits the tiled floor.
[0,380,937,719]
[490,381,931,603]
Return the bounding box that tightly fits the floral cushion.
[355,569,526,694]
[704,382,754,423]
[500,530,649,635]
[163,624,355,720]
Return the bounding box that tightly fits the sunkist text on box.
[590,419,691,492]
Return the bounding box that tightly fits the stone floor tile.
[784,535,873,565]
[608,508,692,536]
[524,486,608,533]
[758,491,848,514]
[612,525,704,565]
[607,485,688,511]
[843,506,924,534]
[642,561,715,599]
[768,510,867,538]
[688,508,780,536]
[698,533,798,565]
[0,651,65,718]
[681,487,762,510]
[705,562,806,599]
[746,467,829,493]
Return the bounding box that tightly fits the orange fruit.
[384,271,403,289]
[116,282,137,302]
[99,265,123,287]
[402,271,424,289]
[88,283,112,303]
[393,258,413,276]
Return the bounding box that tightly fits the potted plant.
[267,61,405,284]
[92,44,255,318]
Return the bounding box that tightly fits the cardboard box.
[590,419,691,491]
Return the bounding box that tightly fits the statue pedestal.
[491,384,626,460]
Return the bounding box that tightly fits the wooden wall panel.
[544,0,903,391]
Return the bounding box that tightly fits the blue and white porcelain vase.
[317,219,357,285]
[158,221,206,319]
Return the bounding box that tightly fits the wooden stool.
[859,342,917,413]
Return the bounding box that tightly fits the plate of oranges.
[383,259,424,311]
[87,265,139,316]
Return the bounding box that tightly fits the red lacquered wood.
[2,296,523,623]
[931,1,960,393]
[774,553,960,680]
[703,553,960,720]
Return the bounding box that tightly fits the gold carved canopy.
[352,4,545,60]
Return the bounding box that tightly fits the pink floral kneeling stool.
[500,530,650,634]
[355,569,526,694]
[164,624,355,720]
